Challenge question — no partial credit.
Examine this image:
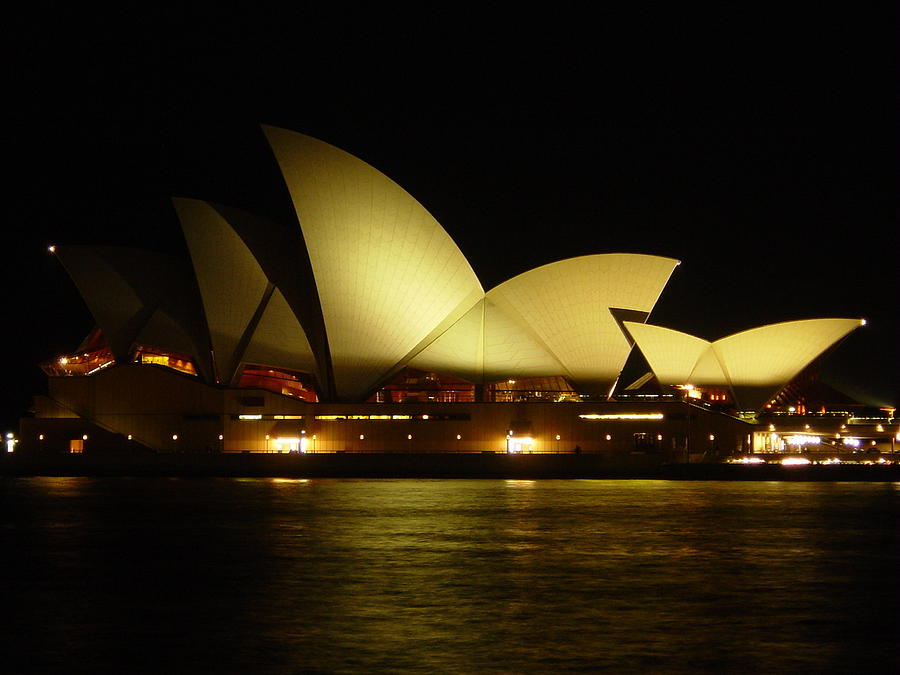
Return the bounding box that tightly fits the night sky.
[4,9,895,431]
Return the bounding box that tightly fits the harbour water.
[2,478,897,673]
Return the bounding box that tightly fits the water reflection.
[1,478,896,672]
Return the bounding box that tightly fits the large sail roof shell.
[174,198,318,386]
[486,254,679,391]
[263,127,484,401]
[55,246,213,380]
[621,322,716,385]
[712,318,862,410]
[626,318,863,410]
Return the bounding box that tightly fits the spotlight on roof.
[47,245,57,254]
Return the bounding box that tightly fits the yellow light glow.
[579,413,664,420]
[274,437,301,452]
[781,457,811,465]
[507,436,534,453]
[238,414,262,420]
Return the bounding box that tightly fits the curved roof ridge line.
[713,317,866,342]
[488,253,681,292]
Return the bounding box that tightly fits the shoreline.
[2,452,899,481]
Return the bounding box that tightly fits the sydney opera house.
[19,127,895,464]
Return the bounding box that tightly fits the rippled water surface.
[2,478,897,673]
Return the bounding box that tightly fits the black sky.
[3,8,895,430]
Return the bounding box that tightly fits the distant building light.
[506,436,534,454]
[782,457,811,466]
[275,437,301,453]
[238,414,263,420]
[579,413,664,421]
[785,435,820,446]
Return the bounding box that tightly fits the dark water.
[1,478,897,673]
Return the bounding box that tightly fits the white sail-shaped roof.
[263,126,484,400]
[242,287,318,376]
[482,296,568,382]
[55,246,212,379]
[486,254,679,392]
[712,319,862,410]
[174,198,317,385]
[409,299,485,382]
[55,246,149,362]
[621,322,714,384]
[625,318,863,410]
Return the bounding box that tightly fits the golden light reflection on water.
[6,478,897,673]
[268,477,310,485]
